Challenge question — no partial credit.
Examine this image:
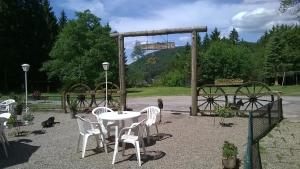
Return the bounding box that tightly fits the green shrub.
[222,141,238,158]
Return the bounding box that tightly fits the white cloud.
[56,0,298,43]
[232,7,298,33]
[59,0,107,17]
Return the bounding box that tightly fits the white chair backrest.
[0,99,15,112]
[92,107,114,117]
[140,106,160,126]
[119,119,146,139]
[0,113,11,130]
[76,115,94,135]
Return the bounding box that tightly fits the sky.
[49,0,298,63]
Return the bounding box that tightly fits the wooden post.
[191,30,198,116]
[118,35,126,110]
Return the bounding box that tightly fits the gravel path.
[1,111,247,169]
[1,95,298,168]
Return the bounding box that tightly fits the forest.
[128,26,300,87]
[0,0,299,93]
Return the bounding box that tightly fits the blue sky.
[49,0,298,63]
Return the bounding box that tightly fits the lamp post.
[102,62,110,108]
[21,64,30,113]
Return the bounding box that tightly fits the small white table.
[99,111,141,138]
[99,111,141,121]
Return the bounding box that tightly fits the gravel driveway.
[0,96,299,168]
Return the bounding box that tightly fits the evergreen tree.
[202,33,210,50]
[229,28,239,44]
[58,10,68,32]
[131,41,145,61]
[264,34,284,85]
[210,27,221,41]
[280,0,300,21]
[0,0,58,91]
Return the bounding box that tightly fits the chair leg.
[1,136,8,158]
[155,124,159,134]
[95,135,100,148]
[77,134,81,153]
[81,135,89,158]
[2,132,9,146]
[99,133,108,153]
[141,138,146,155]
[112,138,119,164]
[146,126,150,144]
[135,141,141,166]
[122,142,126,156]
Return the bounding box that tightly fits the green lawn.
[1,85,300,100]
[127,85,300,97]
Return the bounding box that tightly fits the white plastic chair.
[0,113,11,158]
[75,115,108,158]
[112,119,146,166]
[92,107,117,137]
[0,99,15,113]
[140,106,160,144]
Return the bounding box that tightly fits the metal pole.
[25,71,28,113]
[105,70,108,108]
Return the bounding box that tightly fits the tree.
[41,10,118,87]
[264,34,284,85]
[0,0,58,92]
[202,33,210,50]
[280,0,300,21]
[58,10,68,32]
[210,27,221,41]
[201,41,252,83]
[229,28,239,44]
[131,41,145,61]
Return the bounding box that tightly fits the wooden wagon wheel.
[197,86,228,115]
[64,83,92,112]
[93,82,120,109]
[233,81,274,112]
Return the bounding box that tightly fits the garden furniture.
[75,115,108,158]
[0,112,11,157]
[140,106,160,144]
[112,119,146,166]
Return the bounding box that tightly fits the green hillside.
[127,46,186,86]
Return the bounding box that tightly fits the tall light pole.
[102,62,110,108]
[21,64,30,113]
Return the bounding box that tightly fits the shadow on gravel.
[115,150,166,166]
[0,139,40,168]
[31,130,46,135]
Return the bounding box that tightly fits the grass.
[1,85,300,99]
[127,87,191,97]
[127,85,300,97]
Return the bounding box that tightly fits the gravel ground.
[260,119,300,169]
[1,111,247,169]
[1,95,298,169]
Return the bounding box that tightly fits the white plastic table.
[98,111,141,140]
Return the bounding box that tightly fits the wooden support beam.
[191,30,198,116]
[111,26,207,37]
[118,35,126,110]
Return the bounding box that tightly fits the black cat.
[41,116,55,128]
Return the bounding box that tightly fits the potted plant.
[216,106,234,126]
[222,141,238,169]
[23,112,34,125]
[69,99,78,118]
[12,95,24,116]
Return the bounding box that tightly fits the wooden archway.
[111,26,207,115]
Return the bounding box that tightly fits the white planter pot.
[222,156,236,169]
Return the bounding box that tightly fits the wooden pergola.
[111,26,207,116]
